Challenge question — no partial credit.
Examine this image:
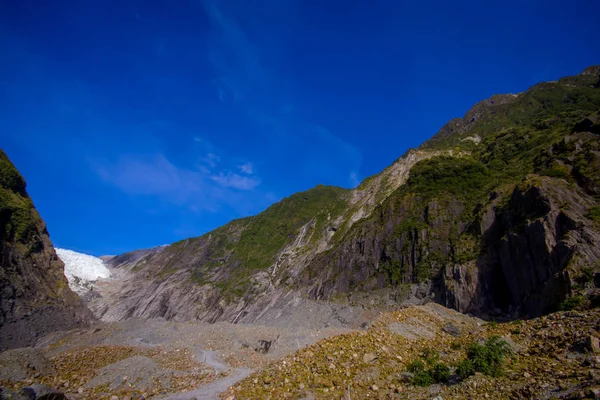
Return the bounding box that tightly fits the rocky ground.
[1,303,599,399]
[0,317,354,399]
[225,304,600,399]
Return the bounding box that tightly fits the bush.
[412,370,435,387]
[587,206,600,222]
[465,336,512,378]
[431,363,451,383]
[421,348,440,365]
[558,295,585,311]
[540,164,571,179]
[407,360,425,373]
[407,354,450,386]
[456,359,475,379]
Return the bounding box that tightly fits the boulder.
[442,323,461,337]
[362,352,377,363]
[254,340,272,354]
[19,385,67,400]
[587,335,600,355]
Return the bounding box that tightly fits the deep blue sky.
[1,0,599,256]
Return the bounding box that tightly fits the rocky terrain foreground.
[0,316,353,399]
[1,303,598,399]
[226,303,600,399]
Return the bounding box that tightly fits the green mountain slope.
[92,66,600,322]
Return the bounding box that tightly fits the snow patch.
[56,248,111,295]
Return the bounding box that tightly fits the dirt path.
[156,348,252,400]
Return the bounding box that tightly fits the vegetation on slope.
[0,150,42,249]
[314,66,600,295]
[162,184,348,299]
[234,184,347,271]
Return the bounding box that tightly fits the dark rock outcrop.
[0,385,68,400]
[444,177,600,317]
[0,150,94,350]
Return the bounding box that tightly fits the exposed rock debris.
[225,304,600,399]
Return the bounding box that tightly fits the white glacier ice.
[56,248,111,295]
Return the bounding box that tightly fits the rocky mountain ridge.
[84,66,600,325]
[0,151,94,350]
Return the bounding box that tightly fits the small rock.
[299,383,305,390]
[399,372,414,382]
[363,353,377,363]
[523,372,531,378]
[442,323,461,337]
[78,387,84,394]
[254,340,273,354]
[110,396,119,400]
[587,335,600,355]
[429,384,441,394]
[371,385,379,391]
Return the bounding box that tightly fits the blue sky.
[1,0,599,256]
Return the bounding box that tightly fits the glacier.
[56,248,111,295]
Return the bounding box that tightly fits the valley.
[1,66,600,399]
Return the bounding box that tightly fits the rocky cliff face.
[90,66,600,324]
[0,151,94,350]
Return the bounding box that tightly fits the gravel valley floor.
[0,317,355,399]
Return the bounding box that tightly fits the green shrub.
[558,295,585,311]
[421,348,440,365]
[412,370,435,387]
[456,359,475,379]
[587,206,600,222]
[407,360,425,373]
[407,356,450,386]
[540,164,571,179]
[465,336,512,377]
[431,362,451,383]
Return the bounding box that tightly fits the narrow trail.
[156,347,252,400]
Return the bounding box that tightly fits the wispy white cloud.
[211,171,260,190]
[92,152,262,212]
[203,152,221,168]
[238,162,253,174]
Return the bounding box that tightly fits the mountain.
[0,151,94,350]
[89,66,600,324]
[55,248,111,296]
